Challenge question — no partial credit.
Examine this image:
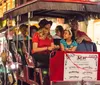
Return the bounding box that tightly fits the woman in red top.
[32,23,54,66]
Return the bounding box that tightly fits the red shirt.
[32,32,53,48]
[77,30,92,41]
[77,30,87,37]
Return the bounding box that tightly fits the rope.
[65,53,98,72]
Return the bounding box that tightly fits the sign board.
[64,53,98,81]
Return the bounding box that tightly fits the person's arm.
[47,42,55,51]
[33,42,55,53]
[68,46,77,51]
[76,31,92,43]
[54,45,60,50]
[60,43,65,51]
[77,35,91,44]
[82,35,92,42]
[32,33,47,53]
[32,32,55,53]
[22,40,27,53]
[66,41,77,51]
[32,42,48,53]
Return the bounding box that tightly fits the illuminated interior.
[0,0,15,18]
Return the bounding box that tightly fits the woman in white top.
[53,25,64,39]
[53,25,64,49]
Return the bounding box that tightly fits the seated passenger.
[70,19,92,43]
[30,26,38,55]
[60,29,77,51]
[5,28,17,62]
[32,21,54,66]
[18,24,28,65]
[53,25,64,48]
[30,26,38,38]
[70,20,97,52]
[53,25,64,39]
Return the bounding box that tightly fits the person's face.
[71,21,78,31]
[43,28,49,35]
[20,29,28,36]
[56,31,61,37]
[31,29,37,37]
[64,30,71,39]
[45,24,51,31]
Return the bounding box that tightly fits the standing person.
[30,26,38,38]
[60,29,77,51]
[32,26,54,66]
[32,19,54,85]
[70,20,92,43]
[5,28,17,62]
[18,24,28,65]
[30,26,38,55]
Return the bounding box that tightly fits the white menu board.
[64,53,98,81]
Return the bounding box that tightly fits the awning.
[3,0,100,19]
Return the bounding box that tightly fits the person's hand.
[65,47,73,51]
[65,48,69,51]
[65,48,72,51]
[28,56,33,63]
[77,35,92,43]
[47,47,54,51]
[54,45,60,50]
[76,37,83,44]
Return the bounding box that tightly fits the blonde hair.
[64,29,72,36]
[38,28,52,40]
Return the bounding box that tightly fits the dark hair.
[30,26,38,37]
[39,19,48,28]
[47,21,52,26]
[70,19,78,25]
[19,24,28,31]
[30,26,38,31]
[71,29,75,40]
[39,19,53,29]
[55,25,64,38]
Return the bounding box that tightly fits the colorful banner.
[64,53,98,81]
